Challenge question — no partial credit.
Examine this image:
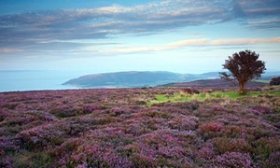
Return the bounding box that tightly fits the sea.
[0,70,84,92]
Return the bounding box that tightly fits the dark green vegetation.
[0,86,280,167]
[159,79,265,89]
[270,77,280,86]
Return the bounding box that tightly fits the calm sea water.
[0,71,84,92]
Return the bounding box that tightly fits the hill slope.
[63,71,220,88]
[63,71,280,88]
[161,79,266,89]
[63,71,188,87]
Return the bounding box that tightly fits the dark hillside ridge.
[63,71,186,87]
[160,79,266,89]
[63,71,279,88]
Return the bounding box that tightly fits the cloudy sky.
[0,0,280,73]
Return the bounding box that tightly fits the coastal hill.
[63,71,198,87]
[63,71,279,88]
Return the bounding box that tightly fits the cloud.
[237,0,280,28]
[0,0,279,51]
[209,37,280,45]
[100,37,280,55]
[246,17,280,29]
[0,47,23,53]
[238,0,280,15]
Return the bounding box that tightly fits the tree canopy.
[221,50,266,94]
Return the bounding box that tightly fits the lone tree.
[221,50,266,94]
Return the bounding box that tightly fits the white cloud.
[96,37,280,55]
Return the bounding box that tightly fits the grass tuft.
[148,90,280,105]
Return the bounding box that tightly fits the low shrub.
[200,122,224,133]
[253,137,280,159]
[265,151,280,168]
[250,105,271,115]
[130,154,156,168]
[213,152,254,168]
[199,122,224,139]
[223,125,245,138]
[168,115,198,130]
[270,77,280,85]
[213,137,252,154]
[14,151,53,168]
[16,122,68,150]
[197,142,215,160]
[0,156,13,168]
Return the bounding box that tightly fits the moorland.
[0,84,280,168]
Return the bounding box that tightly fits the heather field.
[0,86,280,168]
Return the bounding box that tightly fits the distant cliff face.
[63,71,189,88]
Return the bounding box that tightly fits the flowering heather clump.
[250,105,272,115]
[197,142,215,160]
[253,137,280,158]
[213,137,252,154]
[123,119,152,136]
[0,86,279,167]
[211,104,227,112]
[16,122,68,149]
[133,129,193,167]
[199,122,224,139]
[223,125,246,138]
[0,138,19,154]
[0,156,13,168]
[72,144,133,168]
[214,114,240,125]
[50,138,81,166]
[266,151,280,168]
[213,152,254,168]
[200,122,224,132]
[168,115,198,130]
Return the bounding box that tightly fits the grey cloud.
[0,0,279,51]
[0,1,230,45]
[238,0,280,17]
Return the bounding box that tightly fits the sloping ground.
[63,71,186,87]
[161,79,266,89]
[0,87,280,168]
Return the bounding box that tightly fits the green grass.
[253,79,270,84]
[147,89,280,105]
[268,90,280,96]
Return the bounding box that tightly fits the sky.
[0,0,280,74]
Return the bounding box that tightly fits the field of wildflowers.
[0,86,279,168]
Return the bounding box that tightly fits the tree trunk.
[239,82,246,95]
